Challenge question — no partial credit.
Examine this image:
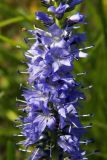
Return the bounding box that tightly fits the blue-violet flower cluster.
[16,0,95,159]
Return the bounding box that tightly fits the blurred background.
[0,0,107,159]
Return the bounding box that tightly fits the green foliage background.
[0,0,107,159]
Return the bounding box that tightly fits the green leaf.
[6,141,15,160]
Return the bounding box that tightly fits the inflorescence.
[16,0,96,159]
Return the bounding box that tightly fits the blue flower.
[48,3,69,19]
[58,135,89,159]
[17,0,94,159]
[46,47,73,72]
[36,12,53,25]
[70,0,84,9]
[67,12,85,25]
[48,23,63,37]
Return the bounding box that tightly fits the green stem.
[52,146,59,160]
[49,131,59,160]
[55,18,61,28]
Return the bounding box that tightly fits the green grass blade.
[0,16,23,28]
[6,140,15,160]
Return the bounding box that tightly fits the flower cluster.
[17,0,95,159]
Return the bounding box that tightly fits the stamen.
[83,85,93,90]
[24,37,37,44]
[86,150,100,157]
[16,98,27,104]
[16,122,31,128]
[76,72,87,76]
[25,54,33,59]
[76,114,94,118]
[13,134,24,137]
[72,122,78,128]
[16,45,21,48]
[19,148,31,153]
[79,139,94,145]
[18,106,30,112]
[79,45,94,51]
[72,26,81,29]
[17,70,29,74]
[82,123,92,129]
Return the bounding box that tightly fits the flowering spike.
[16,0,95,159]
